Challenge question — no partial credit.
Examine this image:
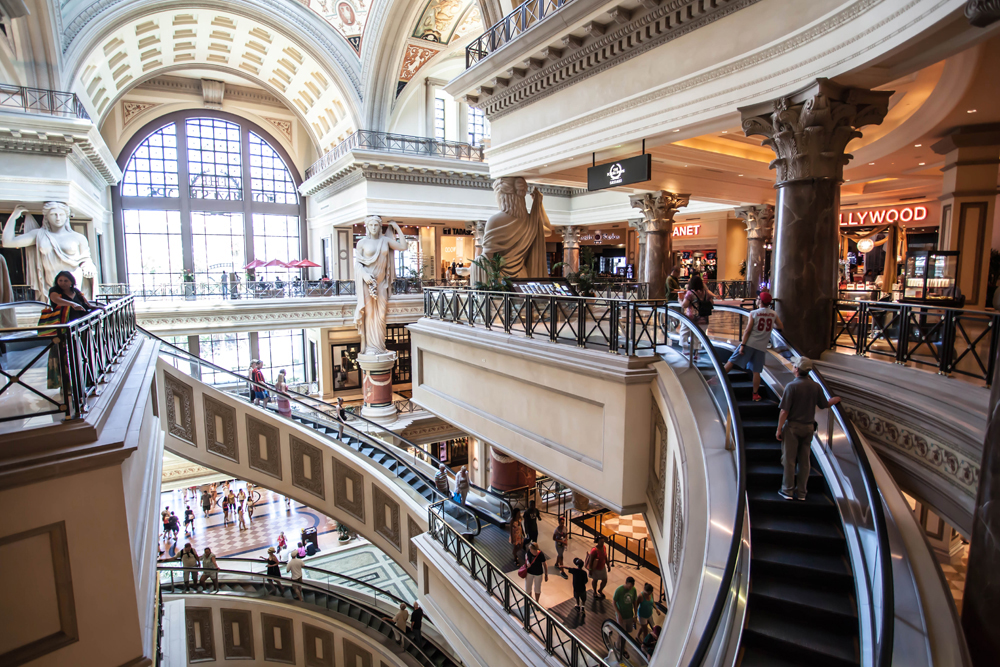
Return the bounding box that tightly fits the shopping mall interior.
[2,0,1000,666]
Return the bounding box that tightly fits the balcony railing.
[0,296,137,423]
[0,84,91,121]
[306,130,487,179]
[466,0,573,68]
[98,278,445,302]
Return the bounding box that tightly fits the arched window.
[116,113,302,293]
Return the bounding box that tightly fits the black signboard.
[587,153,652,191]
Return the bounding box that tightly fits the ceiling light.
[722,131,728,134]
[857,237,875,253]
[738,174,743,177]
[914,144,922,147]
[869,162,875,165]
[673,129,680,133]
[918,162,925,166]
[968,109,977,113]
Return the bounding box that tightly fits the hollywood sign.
[672,224,702,237]
[840,206,928,226]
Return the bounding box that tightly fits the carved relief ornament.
[628,191,690,233]
[736,204,775,241]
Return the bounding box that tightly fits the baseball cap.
[758,291,772,306]
[794,357,814,372]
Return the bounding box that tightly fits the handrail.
[426,499,605,667]
[465,0,573,68]
[157,565,448,667]
[662,306,746,667]
[714,304,894,667]
[601,618,651,666]
[146,330,483,528]
[306,129,486,179]
[0,83,91,120]
[99,278,435,301]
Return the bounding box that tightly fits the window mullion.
[242,126,256,263]
[177,120,194,275]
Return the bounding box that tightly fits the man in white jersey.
[724,291,782,402]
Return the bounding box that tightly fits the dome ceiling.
[299,0,372,54]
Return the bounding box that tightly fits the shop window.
[333,343,362,391]
[467,107,489,146]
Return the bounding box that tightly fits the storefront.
[545,223,634,277]
[670,212,747,282]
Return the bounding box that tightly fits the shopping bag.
[38,307,70,336]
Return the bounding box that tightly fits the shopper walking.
[523,500,541,544]
[455,466,470,505]
[435,464,450,496]
[237,487,246,512]
[237,505,247,531]
[285,550,304,601]
[335,397,347,440]
[168,512,180,540]
[585,536,610,598]
[178,542,201,592]
[250,361,269,407]
[523,542,548,603]
[613,576,639,634]
[568,557,590,618]
[636,583,656,638]
[209,484,218,514]
[199,547,219,592]
[263,547,285,596]
[201,490,211,518]
[275,369,292,417]
[724,291,782,402]
[410,602,424,643]
[277,531,287,554]
[666,265,682,299]
[679,274,714,361]
[552,516,568,578]
[183,505,195,536]
[775,357,840,500]
[220,270,229,299]
[222,494,231,526]
[509,509,524,565]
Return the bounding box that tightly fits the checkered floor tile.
[601,514,650,542]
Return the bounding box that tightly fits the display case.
[902,250,961,306]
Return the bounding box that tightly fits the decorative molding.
[185,607,215,663]
[261,613,295,664]
[333,458,366,522]
[204,395,238,463]
[201,79,226,109]
[407,515,422,567]
[342,639,373,667]
[668,461,683,579]
[843,403,980,497]
[220,608,254,660]
[735,204,775,240]
[647,402,667,531]
[302,623,334,667]
[966,0,1000,26]
[473,0,761,120]
[164,372,196,445]
[630,191,690,233]
[290,436,326,500]
[400,42,443,82]
[0,125,121,186]
[372,484,402,552]
[135,75,287,109]
[246,415,282,480]
[122,101,160,127]
[0,522,78,666]
[263,117,293,141]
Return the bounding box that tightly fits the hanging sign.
[587,154,652,191]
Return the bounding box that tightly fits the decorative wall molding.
[134,75,287,109]
[372,485,402,552]
[164,372,196,445]
[261,613,295,664]
[333,459,366,523]
[303,623,334,667]
[407,515,422,567]
[290,436,326,500]
[647,402,668,531]
[122,101,160,127]
[185,607,215,662]
[668,461,683,579]
[221,608,254,660]
[0,115,122,185]
[263,117,294,141]
[204,395,238,463]
[343,639,373,667]
[246,415,282,480]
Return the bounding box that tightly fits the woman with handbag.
[519,542,548,603]
[44,271,104,388]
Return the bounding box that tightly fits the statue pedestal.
[357,352,398,424]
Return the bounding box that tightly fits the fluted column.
[741,79,891,358]
[561,225,581,274]
[628,218,648,283]
[465,220,486,258]
[629,191,690,300]
[735,204,774,290]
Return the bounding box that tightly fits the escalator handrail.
[712,304,894,667]
[601,618,651,665]
[157,565,447,666]
[145,329,481,527]
[661,305,747,667]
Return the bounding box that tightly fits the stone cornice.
[470,0,761,120]
[133,75,288,109]
[0,111,122,184]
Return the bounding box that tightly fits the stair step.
[746,462,825,492]
[751,543,853,587]
[749,575,857,627]
[743,608,859,667]
[751,515,845,548]
[738,647,804,667]
[747,488,838,517]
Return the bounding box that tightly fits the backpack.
[692,291,713,318]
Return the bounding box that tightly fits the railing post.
[940,308,956,376]
[577,298,586,348]
[988,314,1000,388]
[857,302,868,356]
[549,296,558,342]
[525,295,533,337]
[895,305,910,364]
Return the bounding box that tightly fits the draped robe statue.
[353,216,407,355]
[475,177,552,282]
[1,202,97,299]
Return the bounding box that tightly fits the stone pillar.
[965,344,1000,666]
[628,218,648,282]
[561,225,581,275]
[741,80,891,358]
[489,449,535,492]
[465,220,486,258]
[735,204,774,290]
[930,125,1000,309]
[357,352,397,423]
[629,191,691,300]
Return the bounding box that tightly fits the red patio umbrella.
[292,259,321,268]
[263,259,288,268]
[243,259,265,269]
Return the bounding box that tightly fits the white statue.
[475,177,552,282]
[354,216,407,355]
[2,202,97,299]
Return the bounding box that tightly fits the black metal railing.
[100,277,435,302]
[466,0,572,68]
[12,285,37,302]
[423,287,673,355]
[569,509,659,575]
[831,300,1000,385]
[602,619,651,666]
[591,281,649,300]
[306,130,486,179]
[705,280,756,300]
[0,83,91,120]
[427,499,604,667]
[0,296,137,423]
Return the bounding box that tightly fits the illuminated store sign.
[579,230,623,245]
[587,153,652,191]
[840,205,928,226]
[672,224,702,237]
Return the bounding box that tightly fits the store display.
[902,250,960,305]
[678,249,717,279]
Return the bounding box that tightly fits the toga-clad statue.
[354,216,407,355]
[2,202,98,299]
[475,177,552,282]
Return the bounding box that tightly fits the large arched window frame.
[112,109,306,290]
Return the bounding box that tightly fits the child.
[567,557,590,618]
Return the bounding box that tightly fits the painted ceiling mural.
[299,0,371,53]
[397,0,481,95]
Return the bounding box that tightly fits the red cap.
[758,291,772,305]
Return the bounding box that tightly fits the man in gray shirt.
[776,357,840,500]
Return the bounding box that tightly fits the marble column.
[357,352,397,423]
[965,345,1000,666]
[741,80,891,358]
[465,220,486,258]
[735,204,774,290]
[561,225,581,275]
[629,191,690,300]
[628,218,648,282]
[489,449,536,492]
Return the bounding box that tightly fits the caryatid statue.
[352,215,407,423]
[2,202,98,299]
[474,176,552,282]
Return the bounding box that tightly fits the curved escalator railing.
[601,619,651,666]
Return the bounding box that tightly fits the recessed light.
[914,144,922,147]
[918,162,925,166]
[845,179,851,182]
[968,109,977,113]
[738,174,743,177]
[722,131,728,134]
[673,129,680,133]
[869,162,875,165]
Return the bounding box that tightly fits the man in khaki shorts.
[585,536,609,598]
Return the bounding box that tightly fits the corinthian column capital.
[966,0,1000,26]
[628,191,690,233]
[735,204,775,241]
[740,79,892,183]
[560,225,581,249]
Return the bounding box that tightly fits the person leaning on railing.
[46,270,105,388]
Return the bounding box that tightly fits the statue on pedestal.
[2,202,97,299]
[474,177,552,283]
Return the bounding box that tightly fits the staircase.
[725,360,860,667]
[161,576,458,667]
